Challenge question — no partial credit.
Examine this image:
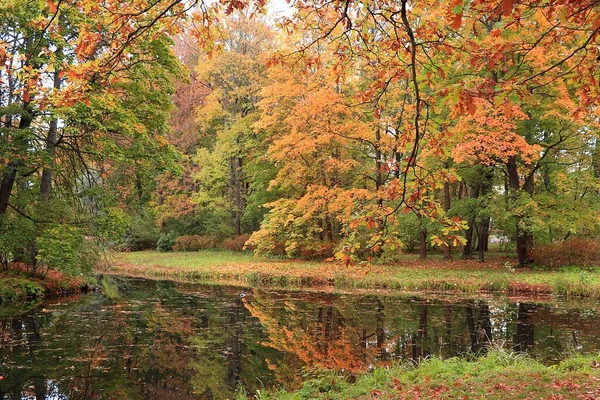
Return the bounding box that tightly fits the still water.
[0,277,599,399]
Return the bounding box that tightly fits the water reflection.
[0,278,598,399]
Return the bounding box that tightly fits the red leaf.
[48,0,57,13]
[464,92,476,115]
[450,13,463,29]
[502,0,513,17]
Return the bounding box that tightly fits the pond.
[0,277,599,399]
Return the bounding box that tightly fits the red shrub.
[172,235,220,251]
[222,235,253,252]
[297,243,336,260]
[532,238,600,268]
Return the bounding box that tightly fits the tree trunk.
[40,65,61,200]
[443,181,452,259]
[463,182,480,259]
[394,151,402,179]
[419,214,427,259]
[325,215,334,242]
[0,34,37,217]
[464,223,474,259]
[40,121,57,200]
[506,156,532,266]
[0,165,18,216]
[233,156,243,235]
[0,110,33,215]
[477,217,490,262]
[476,168,493,261]
[593,137,600,179]
[374,128,385,254]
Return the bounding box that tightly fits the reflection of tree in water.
[355,298,495,362]
[0,281,281,400]
[514,303,535,352]
[3,301,201,399]
[189,295,247,399]
[244,292,512,379]
[186,287,280,399]
[2,280,600,399]
[0,315,48,399]
[0,281,208,399]
[464,300,493,354]
[243,290,377,385]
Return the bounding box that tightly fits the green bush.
[0,214,36,269]
[122,210,160,250]
[172,235,220,251]
[156,232,178,252]
[0,278,44,302]
[36,224,94,275]
[395,213,421,253]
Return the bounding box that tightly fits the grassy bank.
[256,350,600,399]
[0,269,87,304]
[108,250,600,298]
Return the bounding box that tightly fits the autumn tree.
[167,14,276,238]
[0,0,188,270]
[444,0,600,265]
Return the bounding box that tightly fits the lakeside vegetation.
[256,350,600,399]
[0,268,86,304]
[110,250,600,298]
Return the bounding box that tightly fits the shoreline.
[0,269,91,305]
[107,250,600,299]
[261,350,600,399]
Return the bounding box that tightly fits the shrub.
[156,232,178,252]
[395,213,422,253]
[0,214,36,270]
[0,278,44,302]
[297,243,336,259]
[532,238,600,269]
[172,235,220,251]
[36,224,95,275]
[121,210,160,251]
[222,235,252,252]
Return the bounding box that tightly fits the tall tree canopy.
[1,0,599,271]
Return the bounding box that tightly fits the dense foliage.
[1,0,600,275]
[158,1,600,267]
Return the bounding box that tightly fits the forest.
[1,0,599,272]
[1,0,600,399]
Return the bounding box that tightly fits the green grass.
[255,350,600,399]
[117,249,257,269]
[110,250,600,298]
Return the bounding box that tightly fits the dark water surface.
[1,277,599,399]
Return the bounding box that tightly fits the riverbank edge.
[258,350,600,399]
[0,271,89,304]
[107,257,600,299]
